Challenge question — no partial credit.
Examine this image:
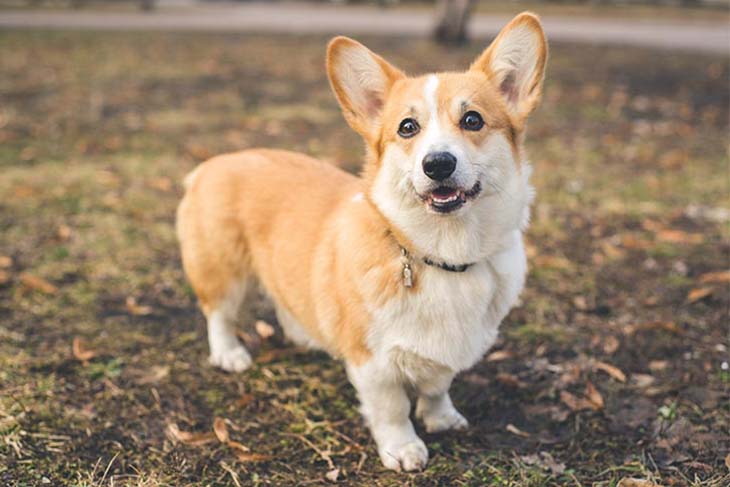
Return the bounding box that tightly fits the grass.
[0,30,728,486]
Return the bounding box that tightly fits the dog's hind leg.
[205,278,252,372]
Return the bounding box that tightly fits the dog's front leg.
[415,373,469,433]
[347,362,428,472]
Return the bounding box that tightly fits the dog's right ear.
[327,37,404,141]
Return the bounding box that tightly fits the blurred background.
[0,1,728,486]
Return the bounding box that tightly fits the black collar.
[422,256,474,273]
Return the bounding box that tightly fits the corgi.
[176,12,547,472]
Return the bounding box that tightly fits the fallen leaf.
[686,287,713,303]
[126,296,153,316]
[649,360,669,372]
[560,391,595,412]
[166,423,217,446]
[227,440,250,453]
[617,479,664,487]
[594,361,627,382]
[213,417,230,443]
[0,270,10,286]
[19,273,58,294]
[699,270,730,284]
[725,453,730,471]
[57,224,72,241]
[72,337,97,362]
[486,349,513,362]
[585,381,604,410]
[496,373,526,388]
[624,321,682,335]
[534,255,573,271]
[254,320,275,339]
[602,336,620,355]
[506,423,530,437]
[0,256,11,268]
[147,177,172,192]
[325,468,340,482]
[632,374,655,388]
[657,229,703,245]
[136,365,169,384]
[235,394,255,408]
[235,452,271,462]
[521,451,566,475]
[572,295,589,310]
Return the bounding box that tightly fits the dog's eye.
[460,111,484,131]
[397,118,420,138]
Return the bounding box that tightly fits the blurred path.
[0,1,727,54]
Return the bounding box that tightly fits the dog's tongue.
[432,186,458,199]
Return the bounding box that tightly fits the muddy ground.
[0,31,728,486]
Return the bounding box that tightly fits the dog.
[176,12,547,472]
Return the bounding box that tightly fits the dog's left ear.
[327,36,404,140]
[471,12,548,120]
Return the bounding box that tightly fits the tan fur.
[177,12,547,367]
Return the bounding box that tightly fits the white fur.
[359,73,533,471]
[207,280,252,372]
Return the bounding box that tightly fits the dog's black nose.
[422,151,457,181]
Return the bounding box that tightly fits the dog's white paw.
[379,439,429,472]
[209,345,252,372]
[421,408,469,433]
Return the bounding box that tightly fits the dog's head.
[327,13,547,262]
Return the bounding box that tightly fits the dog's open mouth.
[425,181,482,214]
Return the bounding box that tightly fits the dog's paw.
[421,408,469,433]
[209,345,252,373]
[379,439,429,472]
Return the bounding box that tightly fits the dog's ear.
[327,37,404,140]
[471,12,547,121]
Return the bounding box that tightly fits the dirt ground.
[0,31,728,486]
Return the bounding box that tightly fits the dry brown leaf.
[254,320,275,339]
[656,229,703,245]
[213,417,230,444]
[699,270,730,284]
[496,373,526,389]
[126,296,153,316]
[602,336,620,355]
[617,479,664,487]
[725,453,730,471]
[560,391,594,412]
[505,423,530,438]
[534,255,573,271]
[325,468,340,483]
[0,270,10,286]
[148,177,172,192]
[594,361,627,382]
[227,440,250,453]
[0,256,11,268]
[625,321,681,335]
[486,349,513,362]
[136,365,169,385]
[585,381,604,410]
[57,224,72,241]
[166,423,217,446]
[572,296,589,310]
[649,360,669,372]
[236,394,255,408]
[632,374,655,388]
[235,452,271,462]
[686,287,713,303]
[72,337,97,362]
[19,273,58,294]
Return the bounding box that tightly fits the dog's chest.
[368,238,526,373]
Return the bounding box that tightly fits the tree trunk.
[434,0,475,45]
